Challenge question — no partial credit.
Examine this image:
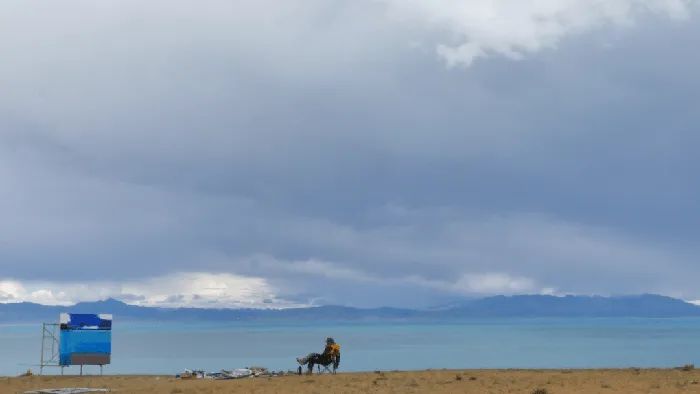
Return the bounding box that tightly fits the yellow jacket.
[325,343,341,357]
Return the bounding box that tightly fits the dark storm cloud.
[0,0,698,307]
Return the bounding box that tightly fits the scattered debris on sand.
[25,389,109,394]
[176,366,292,380]
[19,369,34,377]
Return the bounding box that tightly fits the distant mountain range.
[1,294,699,323]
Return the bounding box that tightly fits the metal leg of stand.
[80,365,83,376]
[40,323,44,376]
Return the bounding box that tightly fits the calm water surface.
[1,318,699,376]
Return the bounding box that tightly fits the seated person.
[323,337,341,370]
[296,337,341,374]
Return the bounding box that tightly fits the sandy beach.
[5,369,700,393]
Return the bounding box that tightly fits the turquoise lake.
[2,318,700,376]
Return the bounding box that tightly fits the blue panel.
[60,331,111,366]
[62,314,112,330]
[61,331,111,353]
[60,313,112,366]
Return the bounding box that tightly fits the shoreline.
[4,368,700,393]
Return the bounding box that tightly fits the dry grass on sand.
[5,369,700,393]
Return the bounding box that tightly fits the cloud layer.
[1,1,699,308]
[0,273,299,308]
[384,0,692,66]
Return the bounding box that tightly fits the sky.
[1,0,699,308]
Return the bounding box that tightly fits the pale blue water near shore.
[2,318,700,376]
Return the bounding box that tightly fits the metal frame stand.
[40,318,110,376]
[39,323,60,375]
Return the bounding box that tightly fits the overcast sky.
[1,0,699,308]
